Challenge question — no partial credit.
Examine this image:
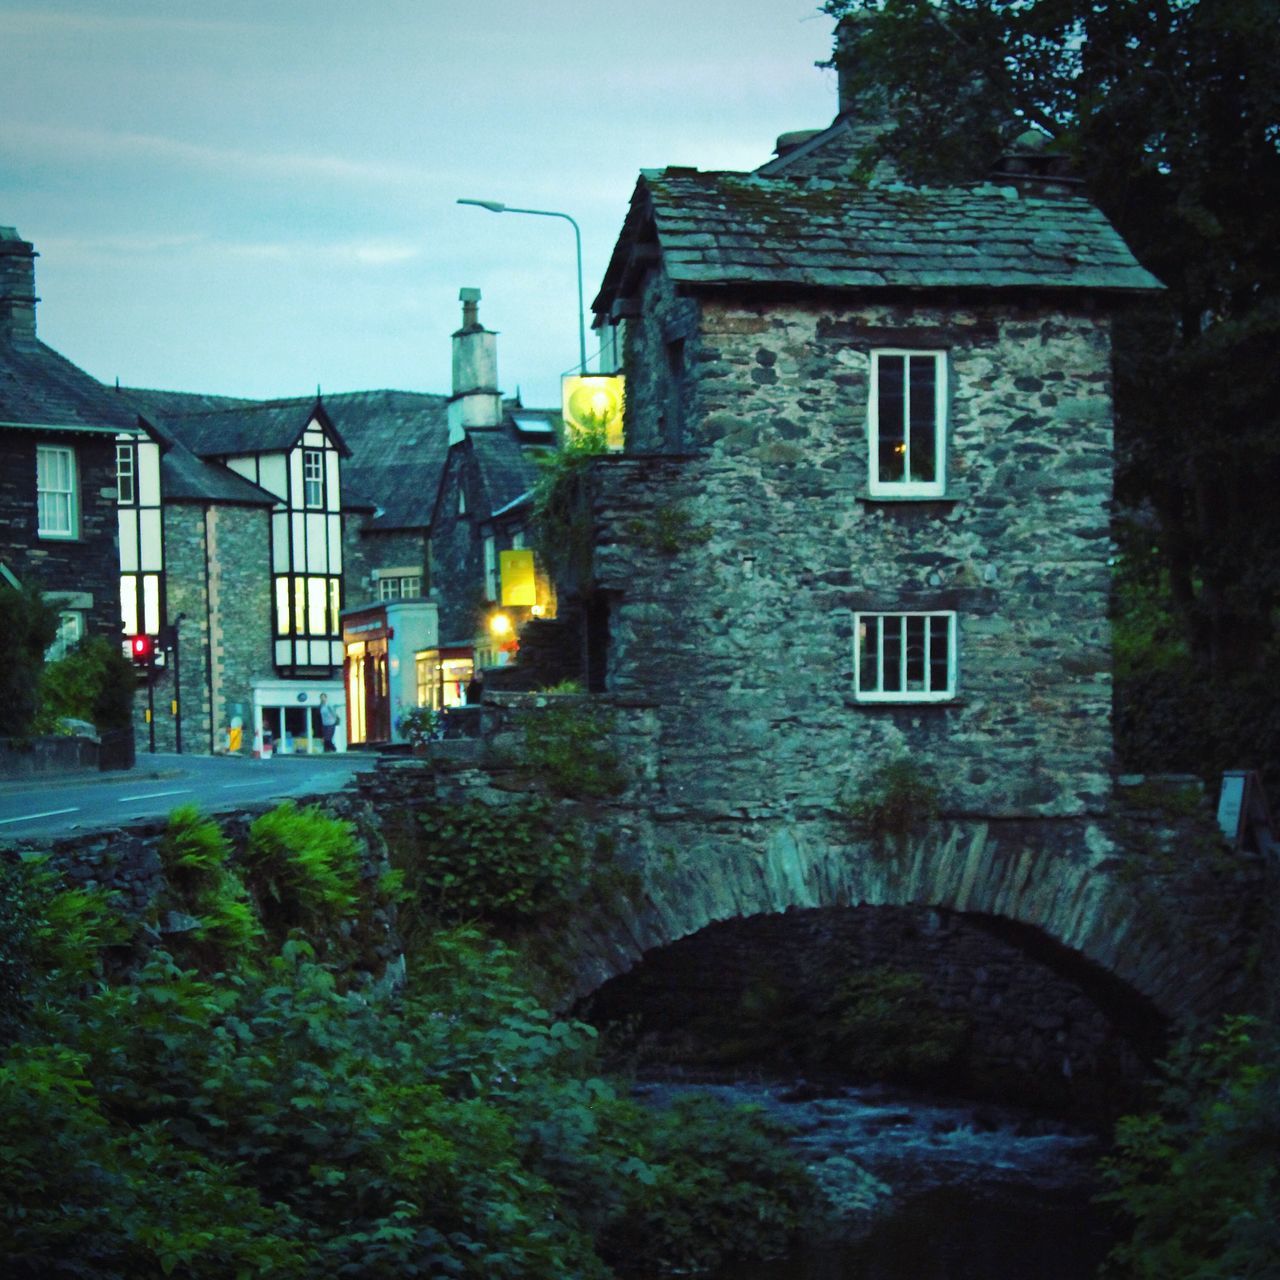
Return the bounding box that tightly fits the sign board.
[500,548,537,607]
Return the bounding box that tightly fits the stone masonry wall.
[0,430,122,638]
[594,284,1115,822]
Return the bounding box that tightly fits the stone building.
[0,225,144,660]
[582,83,1163,821]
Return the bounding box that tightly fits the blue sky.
[0,1,839,409]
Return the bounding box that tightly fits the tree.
[824,0,1280,771]
[0,580,58,737]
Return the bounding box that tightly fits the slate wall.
[592,285,1116,820]
[0,429,122,638]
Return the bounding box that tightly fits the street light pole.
[457,199,587,375]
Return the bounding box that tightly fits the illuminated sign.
[499,548,537,606]
[562,375,624,451]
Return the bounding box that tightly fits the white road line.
[220,781,277,789]
[116,789,193,803]
[0,807,80,826]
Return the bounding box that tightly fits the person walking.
[319,693,340,752]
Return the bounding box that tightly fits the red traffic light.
[130,634,154,664]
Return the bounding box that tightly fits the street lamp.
[457,199,587,375]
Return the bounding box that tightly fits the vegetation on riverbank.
[0,806,815,1279]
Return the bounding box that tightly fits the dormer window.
[303,448,325,508]
[868,351,947,497]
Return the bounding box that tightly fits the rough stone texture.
[583,904,1160,1121]
[0,430,123,640]
[596,291,1115,821]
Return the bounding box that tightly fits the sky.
[0,1,841,409]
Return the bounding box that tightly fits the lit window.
[855,611,957,702]
[37,445,77,537]
[868,351,946,497]
[116,443,136,505]
[303,449,325,509]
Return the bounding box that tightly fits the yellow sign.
[562,374,624,451]
[499,549,536,606]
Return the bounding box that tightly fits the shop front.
[342,600,439,747]
[250,680,344,756]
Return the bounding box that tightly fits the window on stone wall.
[868,351,947,497]
[377,575,422,601]
[482,534,498,602]
[37,444,78,538]
[45,610,83,662]
[855,611,957,702]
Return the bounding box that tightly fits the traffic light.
[129,633,154,665]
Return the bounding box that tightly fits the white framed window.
[37,445,77,537]
[115,443,136,505]
[45,610,83,662]
[377,574,422,601]
[482,534,498,602]
[855,611,957,702]
[868,351,947,497]
[303,449,325,509]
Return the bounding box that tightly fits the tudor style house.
[0,227,146,660]
[581,55,1163,821]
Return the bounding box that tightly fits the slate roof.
[0,339,145,435]
[469,428,542,520]
[594,168,1164,313]
[147,399,348,460]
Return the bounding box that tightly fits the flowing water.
[634,1077,1115,1279]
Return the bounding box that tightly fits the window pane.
[276,577,291,634]
[882,614,903,692]
[328,578,341,634]
[877,356,905,483]
[930,616,949,693]
[908,357,937,483]
[142,574,160,635]
[858,618,878,692]
[905,615,927,690]
[303,449,324,508]
[121,575,138,635]
[308,576,327,635]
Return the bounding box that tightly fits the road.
[0,751,375,843]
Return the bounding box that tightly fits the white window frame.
[377,574,422,602]
[302,448,325,509]
[46,610,84,662]
[854,610,957,703]
[37,445,78,538]
[115,443,136,505]
[868,350,947,497]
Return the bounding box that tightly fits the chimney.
[0,226,38,344]
[448,287,502,444]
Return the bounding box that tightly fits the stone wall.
[0,429,123,639]
[581,904,1161,1121]
[593,287,1115,822]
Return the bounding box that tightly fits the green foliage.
[158,807,262,959]
[530,432,601,589]
[406,797,592,927]
[517,699,627,799]
[37,635,136,733]
[0,859,814,1280]
[625,501,712,556]
[244,802,360,938]
[839,756,939,847]
[396,704,443,748]
[0,579,58,737]
[815,966,968,1082]
[1100,1015,1280,1278]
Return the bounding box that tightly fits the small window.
[377,575,422,602]
[855,611,956,702]
[482,534,498,602]
[46,610,83,662]
[116,443,136,505]
[303,449,325,509]
[37,445,77,537]
[868,351,946,497]
[457,486,468,516]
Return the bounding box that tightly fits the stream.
[634,1077,1116,1279]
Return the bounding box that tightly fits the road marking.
[116,789,193,803]
[220,781,277,789]
[0,807,80,826]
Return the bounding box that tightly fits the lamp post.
[457,199,587,375]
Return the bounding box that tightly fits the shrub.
[244,803,360,938]
[517,700,627,798]
[1101,1015,1280,1278]
[38,635,135,733]
[0,580,57,737]
[839,756,939,848]
[530,433,601,589]
[407,797,591,927]
[157,807,262,960]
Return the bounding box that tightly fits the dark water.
[635,1079,1114,1280]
